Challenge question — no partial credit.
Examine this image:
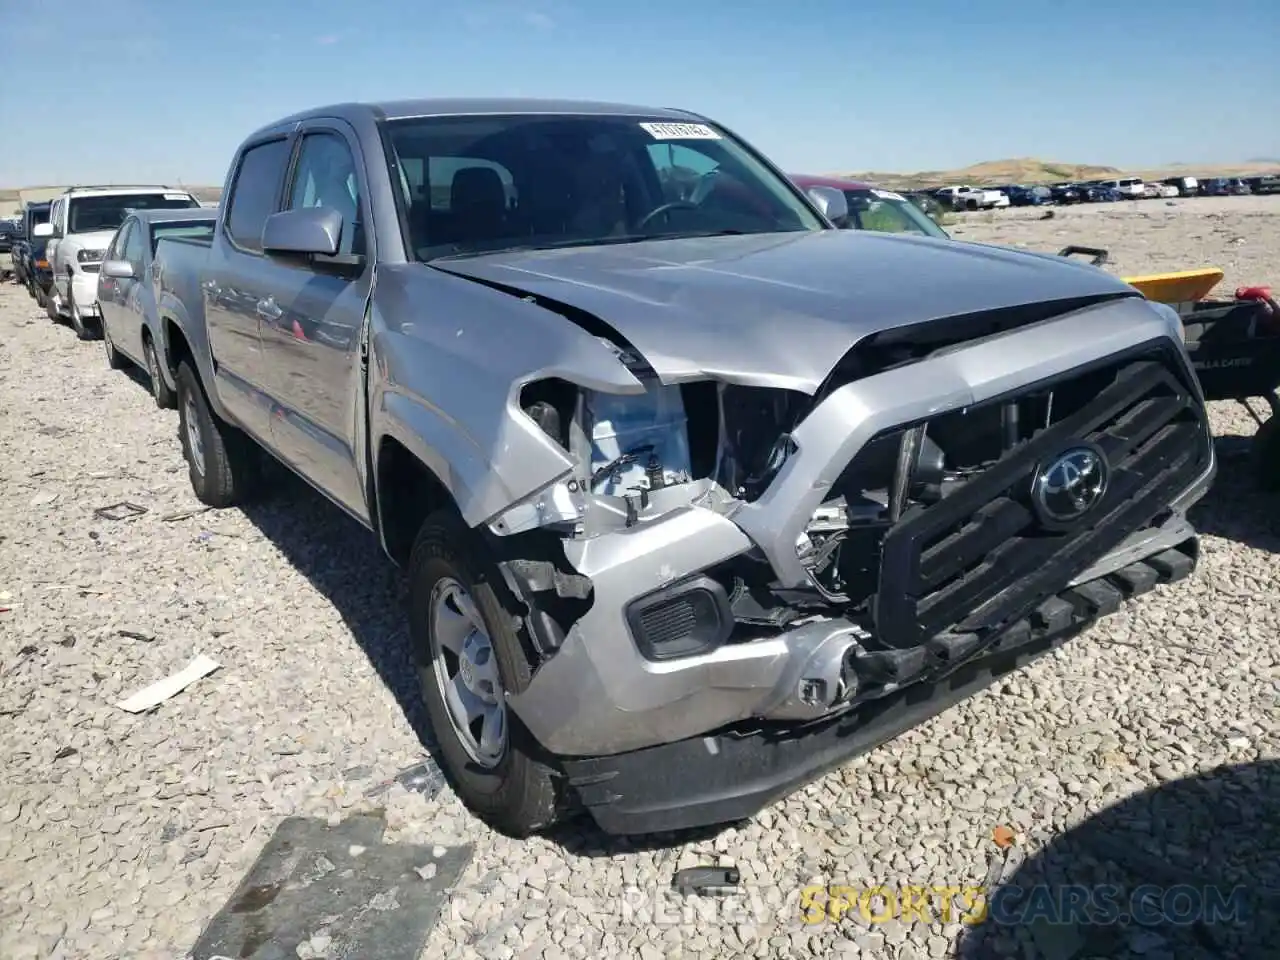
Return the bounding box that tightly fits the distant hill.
[826,157,1280,190]
[832,158,1123,190]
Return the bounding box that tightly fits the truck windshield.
[382,114,825,260]
[68,194,199,234]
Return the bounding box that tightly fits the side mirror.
[806,186,849,225]
[101,259,135,280]
[262,207,341,258]
[32,222,53,238]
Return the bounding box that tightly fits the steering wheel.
[636,200,700,232]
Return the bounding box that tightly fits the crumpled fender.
[368,264,644,527]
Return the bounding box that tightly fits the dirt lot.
[2,195,1279,960]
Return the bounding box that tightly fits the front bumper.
[71,271,101,315]
[506,297,1214,767]
[564,537,1199,835]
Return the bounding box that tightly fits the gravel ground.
[1,195,1279,960]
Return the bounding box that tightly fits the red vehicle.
[789,174,949,239]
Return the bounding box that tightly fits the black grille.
[869,349,1209,650]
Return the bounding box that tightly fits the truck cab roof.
[248,97,710,141]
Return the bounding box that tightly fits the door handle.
[256,297,283,322]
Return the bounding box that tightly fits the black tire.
[45,285,60,322]
[175,361,260,507]
[1250,416,1280,492]
[102,317,127,370]
[408,511,562,837]
[144,337,176,409]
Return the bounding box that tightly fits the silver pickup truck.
[152,98,1215,838]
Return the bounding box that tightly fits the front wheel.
[408,512,562,837]
[102,317,127,370]
[174,361,260,507]
[68,281,95,341]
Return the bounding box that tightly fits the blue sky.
[2,0,1276,187]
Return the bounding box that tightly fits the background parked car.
[1050,182,1085,204]
[1099,177,1146,199]
[0,218,18,281]
[1163,176,1199,197]
[934,184,1004,210]
[98,207,219,408]
[34,185,201,340]
[903,189,947,222]
[18,202,54,304]
[1001,184,1052,206]
[1083,182,1122,202]
[789,175,950,238]
[1143,181,1179,199]
[1246,174,1280,195]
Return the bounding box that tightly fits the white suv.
[35,186,199,339]
[1101,177,1146,199]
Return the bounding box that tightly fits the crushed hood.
[430,229,1138,394]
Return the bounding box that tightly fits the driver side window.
[647,143,719,201]
[287,131,365,257]
[107,222,130,261]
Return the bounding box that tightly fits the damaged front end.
[483,296,1215,766]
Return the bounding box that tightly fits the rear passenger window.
[225,138,291,253]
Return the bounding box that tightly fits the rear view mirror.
[101,259,135,280]
[262,207,342,258]
[32,222,53,238]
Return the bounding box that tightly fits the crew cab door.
[256,120,374,522]
[204,133,296,443]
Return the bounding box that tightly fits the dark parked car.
[0,218,19,281]
[1199,178,1246,197]
[1001,184,1052,206]
[1081,182,1121,202]
[1246,174,1280,195]
[15,202,53,302]
[1050,183,1085,204]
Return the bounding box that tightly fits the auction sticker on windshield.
[639,122,721,140]
[872,189,906,202]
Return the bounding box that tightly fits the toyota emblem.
[1032,444,1109,525]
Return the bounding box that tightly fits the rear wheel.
[408,512,562,837]
[144,337,176,409]
[175,361,260,507]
